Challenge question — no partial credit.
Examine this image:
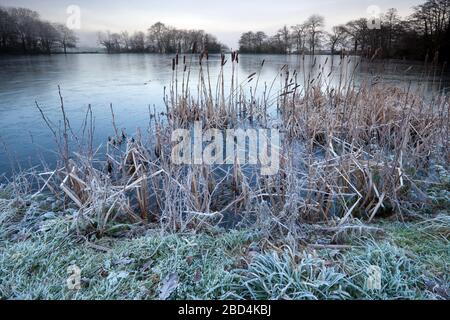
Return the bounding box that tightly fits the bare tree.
[54,23,78,54]
[276,26,291,54]
[327,26,348,54]
[304,15,325,55]
[130,31,145,52]
[37,21,60,53]
[0,7,13,51]
[255,31,268,52]
[291,24,308,54]
[120,31,130,52]
[98,31,114,53]
[343,18,369,54]
[239,31,255,53]
[412,0,450,59]
[384,8,402,55]
[147,22,169,53]
[8,7,40,53]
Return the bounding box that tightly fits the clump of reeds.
[26,54,449,239]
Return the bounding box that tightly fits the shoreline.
[0,52,447,67]
[0,186,448,300]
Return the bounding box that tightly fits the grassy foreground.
[0,190,448,300]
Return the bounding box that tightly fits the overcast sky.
[0,0,424,48]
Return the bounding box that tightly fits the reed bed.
[4,53,447,241]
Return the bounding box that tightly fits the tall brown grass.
[31,53,449,237]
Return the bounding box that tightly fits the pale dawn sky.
[0,0,425,49]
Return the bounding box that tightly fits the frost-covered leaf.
[159,273,178,300]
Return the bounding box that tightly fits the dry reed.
[28,54,449,238]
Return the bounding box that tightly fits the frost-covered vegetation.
[0,191,448,299]
[0,53,448,300]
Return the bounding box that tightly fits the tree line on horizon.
[1,0,448,61]
[0,7,226,55]
[0,7,78,54]
[239,0,450,62]
[97,22,227,54]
